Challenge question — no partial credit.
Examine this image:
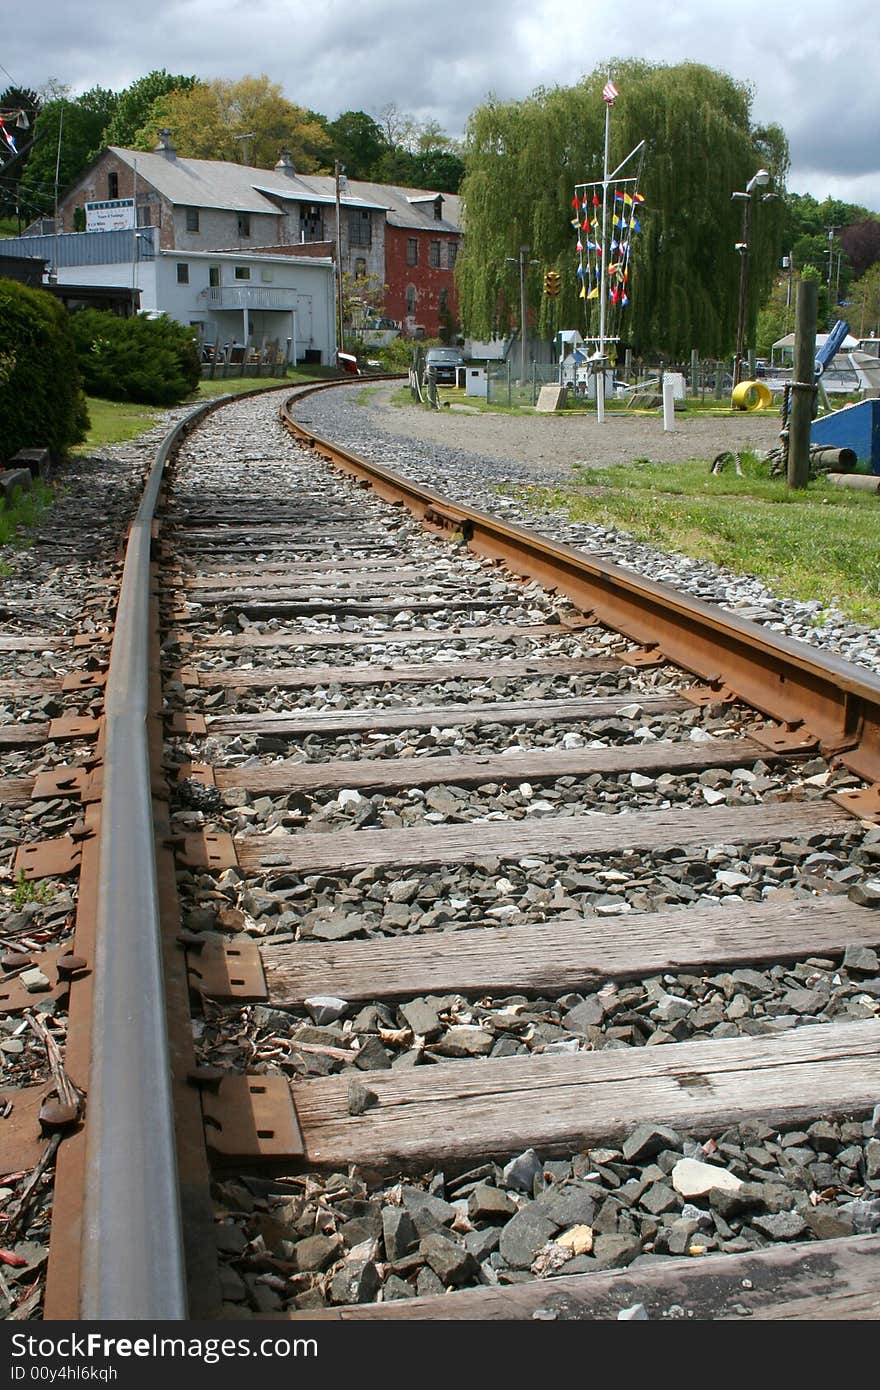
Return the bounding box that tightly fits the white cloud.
[3,0,878,208]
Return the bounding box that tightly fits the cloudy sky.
[5,0,879,209]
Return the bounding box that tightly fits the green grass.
[74,397,163,451]
[0,479,54,556]
[11,869,55,910]
[517,454,880,626]
[75,369,331,452]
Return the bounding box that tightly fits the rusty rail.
[280,382,880,792]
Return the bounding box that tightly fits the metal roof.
[108,148,461,232]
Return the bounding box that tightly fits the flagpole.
[597,87,611,424]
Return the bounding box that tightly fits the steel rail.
[78,411,198,1318]
[280,382,880,788]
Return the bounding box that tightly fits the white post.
[662,372,675,430]
[291,309,297,369]
[597,98,611,424]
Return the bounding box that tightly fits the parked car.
[425,346,465,384]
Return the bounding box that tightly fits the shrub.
[0,281,89,463]
[69,310,200,406]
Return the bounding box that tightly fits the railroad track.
[2,379,880,1322]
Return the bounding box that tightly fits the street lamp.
[505,245,540,386]
[731,168,771,388]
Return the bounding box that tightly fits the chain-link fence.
[486,361,559,406]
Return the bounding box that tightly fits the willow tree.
[456,61,789,360]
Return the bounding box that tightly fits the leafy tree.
[456,61,789,359]
[327,110,384,179]
[340,268,387,349]
[848,262,880,339]
[102,70,197,148]
[69,310,200,405]
[839,218,880,280]
[0,280,88,461]
[133,76,333,172]
[18,86,119,223]
[368,102,464,191]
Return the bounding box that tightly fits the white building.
[0,226,337,364]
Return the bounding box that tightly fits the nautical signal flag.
[602,80,619,105]
[0,118,17,155]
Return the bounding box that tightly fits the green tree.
[340,268,387,349]
[102,70,197,148]
[19,86,119,223]
[369,102,464,191]
[69,310,200,405]
[456,61,788,359]
[848,262,880,339]
[134,76,333,172]
[0,280,88,461]
[327,110,384,179]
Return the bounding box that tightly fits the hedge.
[69,310,200,406]
[0,281,89,464]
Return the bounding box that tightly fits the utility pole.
[825,226,839,303]
[506,245,539,386]
[334,161,346,357]
[233,132,257,166]
[787,278,818,490]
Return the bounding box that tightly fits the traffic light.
[544,269,560,298]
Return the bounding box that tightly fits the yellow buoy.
[731,380,772,411]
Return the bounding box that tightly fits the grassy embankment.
[519,454,880,626]
[384,384,879,626]
[75,368,335,451]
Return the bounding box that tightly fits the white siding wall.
[52,251,336,361]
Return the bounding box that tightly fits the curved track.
[4,379,880,1322]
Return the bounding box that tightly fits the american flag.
[602,80,619,106]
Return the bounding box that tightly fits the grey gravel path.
[294,382,880,677]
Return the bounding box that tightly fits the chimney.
[155,129,177,159]
[274,149,296,176]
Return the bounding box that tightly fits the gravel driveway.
[364,383,782,474]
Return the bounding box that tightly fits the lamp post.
[731,168,771,388]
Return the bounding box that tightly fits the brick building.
[54,137,462,339]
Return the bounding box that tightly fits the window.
[209,267,220,288]
[72,206,85,232]
[349,209,371,247]
[138,206,152,227]
[299,204,324,242]
[238,213,251,237]
[429,241,441,269]
[354,258,366,279]
[176,263,189,285]
[108,172,119,199]
[406,238,418,266]
[185,206,199,232]
[406,284,416,315]
[439,288,448,316]
[234,266,251,280]
[447,241,458,269]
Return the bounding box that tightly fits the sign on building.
[85,198,135,232]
